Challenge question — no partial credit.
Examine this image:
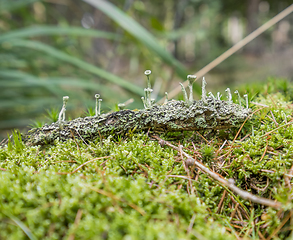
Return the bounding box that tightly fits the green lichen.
[23,97,251,146]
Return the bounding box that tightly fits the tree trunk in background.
[245,0,264,56]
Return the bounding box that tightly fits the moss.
[1,79,293,239]
[0,134,236,239]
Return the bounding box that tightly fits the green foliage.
[7,130,24,153]
[84,107,96,117]
[1,0,210,132]
[1,79,293,239]
[29,120,44,129]
[200,144,215,162]
[0,134,234,240]
[29,107,59,128]
[0,0,39,13]
[45,107,59,122]
[237,77,293,103]
[83,0,189,80]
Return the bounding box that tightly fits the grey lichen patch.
[23,96,251,146]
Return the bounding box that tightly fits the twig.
[233,107,267,143]
[56,156,110,175]
[153,135,282,209]
[259,139,268,162]
[216,190,227,214]
[0,137,8,146]
[267,211,292,240]
[196,131,209,144]
[179,144,193,195]
[68,209,83,240]
[230,202,240,221]
[285,164,293,190]
[83,184,146,216]
[270,111,278,127]
[230,195,249,220]
[187,214,196,233]
[250,178,270,192]
[218,107,267,160]
[216,139,227,154]
[157,4,293,103]
[260,120,293,137]
[250,102,269,107]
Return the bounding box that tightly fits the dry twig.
[157,4,293,103]
[152,135,282,209]
[84,184,146,216]
[56,156,110,175]
[260,120,293,138]
[68,209,83,240]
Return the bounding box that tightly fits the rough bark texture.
[23,97,251,146]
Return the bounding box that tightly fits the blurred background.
[0,0,292,140]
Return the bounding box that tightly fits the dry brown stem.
[152,135,282,209]
[84,184,146,216]
[158,4,293,103]
[56,156,110,175]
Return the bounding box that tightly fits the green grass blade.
[83,0,188,79]
[2,211,37,240]
[0,0,39,13]
[6,39,144,95]
[0,71,115,97]
[0,70,67,96]
[0,25,118,42]
[0,97,60,110]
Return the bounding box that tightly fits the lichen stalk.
[143,70,154,109]
[95,94,100,117]
[118,103,125,110]
[225,88,232,104]
[98,99,102,115]
[187,75,197,104]
[202,77,207,103]
[58,96,69,123]
[164,92,168,104]
[244,94,248,109]
[234,90,241,106]
[179,83,189,104]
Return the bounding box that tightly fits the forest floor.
[1,79,293,239]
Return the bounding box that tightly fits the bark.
[23,97,251,146]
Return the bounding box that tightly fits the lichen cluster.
[23,72,251,146]
[23,96,251,146]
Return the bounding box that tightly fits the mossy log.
[23,97,251,146]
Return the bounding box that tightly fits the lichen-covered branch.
[23,97,251,146]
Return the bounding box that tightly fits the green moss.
[1,79,293,239]
[0,133,237,239]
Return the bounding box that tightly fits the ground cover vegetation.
[1,78,293,239]
[1,1,293,239]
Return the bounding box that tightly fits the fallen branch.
[152,135,282,209]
